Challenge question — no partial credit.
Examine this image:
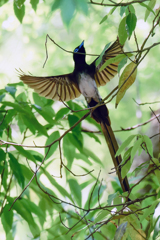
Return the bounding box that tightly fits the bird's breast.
[78,73,101,103]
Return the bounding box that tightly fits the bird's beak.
[79,40,84,48]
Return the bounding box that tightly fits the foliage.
[0,0,160,240]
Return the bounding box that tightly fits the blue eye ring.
[74,48,79,53]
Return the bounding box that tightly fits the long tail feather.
[100,120,130,193]
[89,100,130,193]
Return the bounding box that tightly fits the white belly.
[79,73,101,102]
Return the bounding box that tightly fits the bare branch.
[89,0,149,7]
[115,114,160,132]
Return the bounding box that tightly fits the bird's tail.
[89,99,130,193]
[100,120,130,193]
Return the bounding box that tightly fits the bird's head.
[73,40,86,65]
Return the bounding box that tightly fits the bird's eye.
[74,48,79,53]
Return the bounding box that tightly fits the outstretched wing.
[18,70,81,102]
[92,38,123,87]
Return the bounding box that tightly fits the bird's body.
[19,38,130,193]
[78,72,101,103]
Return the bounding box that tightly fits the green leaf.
[17,114,27,133]
[51,0,62,11]
[115,135,136,157]
[29,150,44,162]
[16,92,27,102]
[32,92,53,107]
[2,101,31,114]
[116,62,137,107]
[20,112,48,136]
[120,6,127,17]
[100,6,116,24]
[32,104,55,125]
[2,161,8,190]
[60,0,76,26]
[101,222,116,239]
[114,222,128,240]
[107,192,119,205]
[14,0,25,8]
[30,0,39,11]
[14,145,36,163]
[75,0,88,15]
[5,86,17,97]
[126,13,137,38]
[67,101,83,111]
[99,14,108,24]
[45,131,60,160]
[7,197,40,237]
[0,0,9,7]
[143,135,153,157]
[144,0,156,21]
[29,114,48,136]
[19,115,33,134]
[20,198,44,224]
[67,132,83,151]
[125,4,135,15]
[94,210,111,223]
[83,131,101,144]
[55,107,70,121]
[0,94,5,102]
[118,16,128,45]
[1,204,13,237]
[134,161,149,176]
[41,168,73,201]
[80,179,93,189]
[0,109,16,131]
[95,42,111,67]
[130,137,143,162]
[8,153,25,188]
[118,57,128,73]
[63,134,76,168]
[85,184,106,209]
[0,89,6,95]
[75,152,92,165]
[83,148,103,166]
[68,115,81,133]
[68,178,82,206]
[139,2,155,15]
[68,115,83,149]
[140,199,159,221]
[0,149,6,174]
[121,156,132,179]
[152,158,160,185]
[7,82,24,87]
[113,194,122,211]
[38,198,47,226]
[123,147,132,162]
[99,53,133,72]
[13,1,25,23]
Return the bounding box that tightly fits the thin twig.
[89,0,149,7]
[115,114,160,132]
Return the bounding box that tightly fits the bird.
[19,38,130,193]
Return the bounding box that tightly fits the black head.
[73,41,86,65]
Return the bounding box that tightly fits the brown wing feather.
[93,38,123,87]
[18,70,81,102]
